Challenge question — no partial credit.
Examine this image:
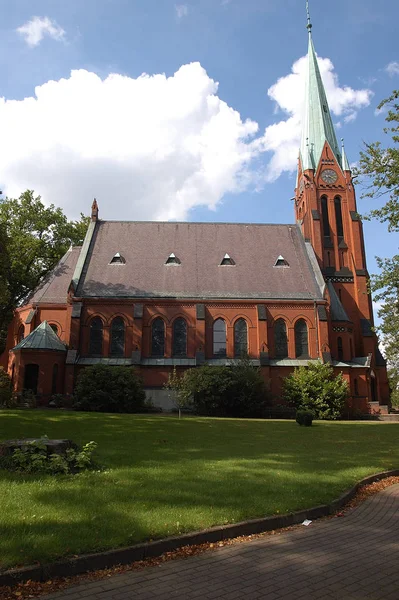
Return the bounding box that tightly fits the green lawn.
[0,410,398,570]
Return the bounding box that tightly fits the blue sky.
[0,0,398,291]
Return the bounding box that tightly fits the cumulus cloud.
[385,61,399,77]
[16,16,65,47]
[260,54,373,181]
[0,64,259,220]
[175,4,189,19]
[0,53,373,221]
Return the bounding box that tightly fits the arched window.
[24,364,39,394]
[52,364,59,395]
[274,319,288,359]
[89,317,103,356]
[337,337,344,361]
[151,318,165,357]
[295,319,309,358]
[334,196,344,238]
[321,196,330,237]
[173,318,187,356]
[213,319,227,357]
[110,317,125,357]
[234,319,248,357]
[354,378,359,396]
[17,325,24,343]
[50,324,58,336]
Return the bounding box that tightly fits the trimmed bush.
[296,409,314,426]
[182,358,270,418]
[73,365,146,413]
[283,361,348,420]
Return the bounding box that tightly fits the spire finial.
[306,0,312,35]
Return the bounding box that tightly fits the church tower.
[295,3,389,406]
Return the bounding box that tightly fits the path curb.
[1,469,398,588]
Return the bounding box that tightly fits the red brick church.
[0,15,390,414]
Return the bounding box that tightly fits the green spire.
[341,138,351,171]
[300,3,341,171]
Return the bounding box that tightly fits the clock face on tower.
[321,169,338,184]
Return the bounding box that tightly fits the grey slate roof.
[12,321,67,352]
[327,281,350,322]
[28,247,81,305]
[75,221,324,300]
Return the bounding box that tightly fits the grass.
[0,410,399,570]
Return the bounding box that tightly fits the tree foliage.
[0,367,12,407]
[180,358,270,418]
[283,362,348,420]
[0,191,89,353]
[164,367,193,418]
[73,365,146,413]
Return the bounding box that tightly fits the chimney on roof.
[91,198,99,222]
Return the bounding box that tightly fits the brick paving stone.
[37,483,399,600]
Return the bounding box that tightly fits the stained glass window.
[89,317,103,356]
[234,319,248,357]
[295,319,308,358]
[321,196,330,238]
[173,318,187,356]
[334,197,344,238]
[275,319,288,359]
[110,317,125,357]
[213,319,226,357]
[151,318,165,357]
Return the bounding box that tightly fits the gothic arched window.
[234,319,248,357]
[274,319,288,359]
[50,324,58,336]
[89,317,103,356]
[17,325,24,344]
[321,196,330,238]
[173,318,187,357]
[334,196,344,238]
[110,317,125,357]
[295,319,309,358]
[337,336,344,361]
[151,318,165,357]
[213,319,227,357]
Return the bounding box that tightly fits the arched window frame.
[110,316,125,357]
[213,318,227,357]
[234,318,248,357]
[274,318,288,359]
[334,196,344,239]
[151,317,165,357]
[89,317,104,356]
[321,195,330,238]
[49,323,59,336]
[17,325,24,344]
[294,319,309,359]
[172,317,187,357]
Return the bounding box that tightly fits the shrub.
[296,409,314,426]
[73,365,146,413]
[283,361,349,420]
[0,368,12,407]
[182,358,270,418]
[0,436,98,475]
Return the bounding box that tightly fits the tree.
[164,367,193,418]
[283,361,348,420]
[354,90,399,385]
[73,365,146,413]
[0,191,89,353]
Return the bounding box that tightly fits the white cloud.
[0,53,373,221]
[17,16,65,47]
[0,64,259,221]
[261,53,373,181]
[385,61,399,77]
[175,4,189,19]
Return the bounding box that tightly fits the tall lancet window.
[334,197,344,239]
[295,319,309,359]
[321,196,330,238]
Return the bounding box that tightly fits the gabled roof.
[327,281,350,322]
[75,221,324,301]
[27,246,81,305]
[12,321,67,352]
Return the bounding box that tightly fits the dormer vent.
[220,253,235,266]
[110,252,125,264]
[165,253,181,265]
[274,255,289,267]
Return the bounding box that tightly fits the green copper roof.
[300,33,341,171]
[12,321,67,352]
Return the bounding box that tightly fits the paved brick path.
[41,484,399,600]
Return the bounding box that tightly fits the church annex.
[1,13,390,414]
